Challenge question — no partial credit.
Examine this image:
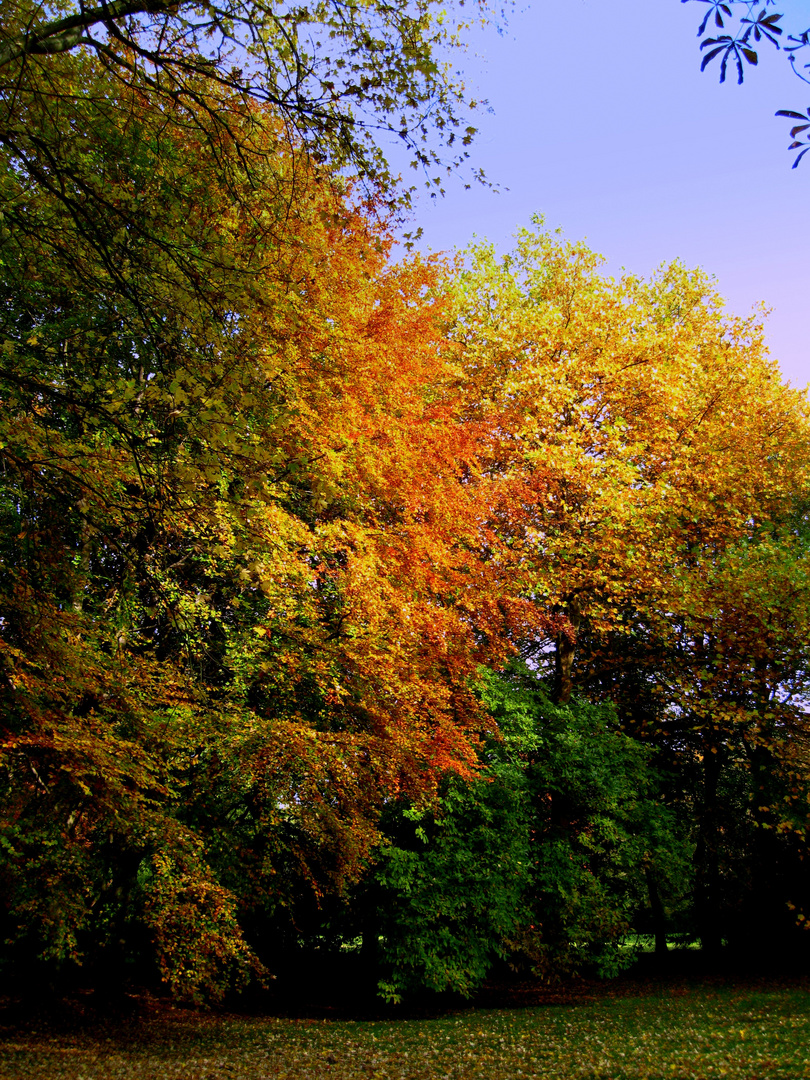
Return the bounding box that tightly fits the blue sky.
[401,0,810,388]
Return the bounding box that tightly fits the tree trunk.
[694,741,724,955]
[71,496,92,613]
[645,867,668,957]
[553,600,581,705]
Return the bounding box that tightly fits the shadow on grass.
[3,940,810,1030]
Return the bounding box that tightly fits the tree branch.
[0,0,180,68]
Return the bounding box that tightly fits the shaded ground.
[0,973,809,1079]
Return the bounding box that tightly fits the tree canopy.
[0,56,533,1000]
[0,0,487,217]
[4,83,810,992]
[2,12,810,1003]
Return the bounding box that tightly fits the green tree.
[351,664,688,1002]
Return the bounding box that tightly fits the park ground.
[0,973,808,1079]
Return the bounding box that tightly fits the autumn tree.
[0,54,534,1000]
[447,222,810,955]
[449,222,810,691]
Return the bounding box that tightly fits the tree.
[479,666,689,980]
[449,222,810,692]
[447,222,810,957]
[0,56,535,1000]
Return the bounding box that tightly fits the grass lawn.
[0,979,808,1079]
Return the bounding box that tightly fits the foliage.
[479,666,690,981]
[0,59,533,1001]
[353,664,688,1001]
[3,75,810,1002]
[682,0,810,164]
[0,0,488,210]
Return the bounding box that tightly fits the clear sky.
[400,0,810,388]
